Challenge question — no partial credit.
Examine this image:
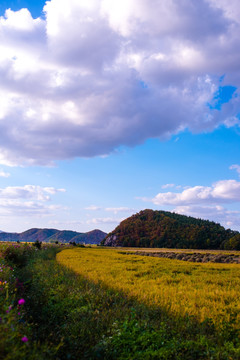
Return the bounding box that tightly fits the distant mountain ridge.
[102,209,240,250]
[0,228,107,244]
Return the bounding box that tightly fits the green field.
[1,243,240,359]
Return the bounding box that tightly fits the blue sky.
[0,0,240,233]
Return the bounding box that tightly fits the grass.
[0,242,59,359]
[1,243,240,359]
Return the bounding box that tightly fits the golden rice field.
[57,248,240,329]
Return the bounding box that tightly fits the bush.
[32,240,42,250]
[3,244,33,267]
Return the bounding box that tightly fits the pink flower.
[21,336,28,342]
[18,298,25,305]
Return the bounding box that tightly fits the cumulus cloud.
[0,1,240,165]
[0,185,66,216]
[151,180,240,205]
[138,178,240,230]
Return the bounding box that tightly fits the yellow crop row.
[57,248,240,327]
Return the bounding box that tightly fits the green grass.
[0,243,60,359]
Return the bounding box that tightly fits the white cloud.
[230,164,240,175]
[85,205,135,214]
[139,178,240,230]
[161,183,175,189]
[151,180,240,206]
[0,1,240,165]
[0,8,42,31]
[48,220,83,227]
[0,185,65,201]
[85,205,102,211]
[0,199,63,217]
[0,170,10,178]
[105,207,135,214]
[86,217,123,225]
[0,185,66,216]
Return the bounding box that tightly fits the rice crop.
[57,248,240,329]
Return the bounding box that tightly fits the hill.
[0,228,107,245]
[102,209,240,250]
[47,230,83,243]
[72,229,107,244]
[19,228,59,242]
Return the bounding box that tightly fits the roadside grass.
[0,243,60,359]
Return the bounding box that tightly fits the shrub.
[3,244,33,267]
[32,240,42,250]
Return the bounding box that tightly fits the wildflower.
[18,298,25,305]
[21,336,28,342]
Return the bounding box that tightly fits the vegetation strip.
[128,251,240,263]
[0,242,58,359]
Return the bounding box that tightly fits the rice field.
[57,248,240,328]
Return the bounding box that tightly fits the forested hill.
[102,209,240,250]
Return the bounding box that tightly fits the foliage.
[224,234,240,250]
[0,243,58,359]
[102,209,239,249]
[32,240,42,250]
[3,243,35,267]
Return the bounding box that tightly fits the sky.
[0,0,240,234]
